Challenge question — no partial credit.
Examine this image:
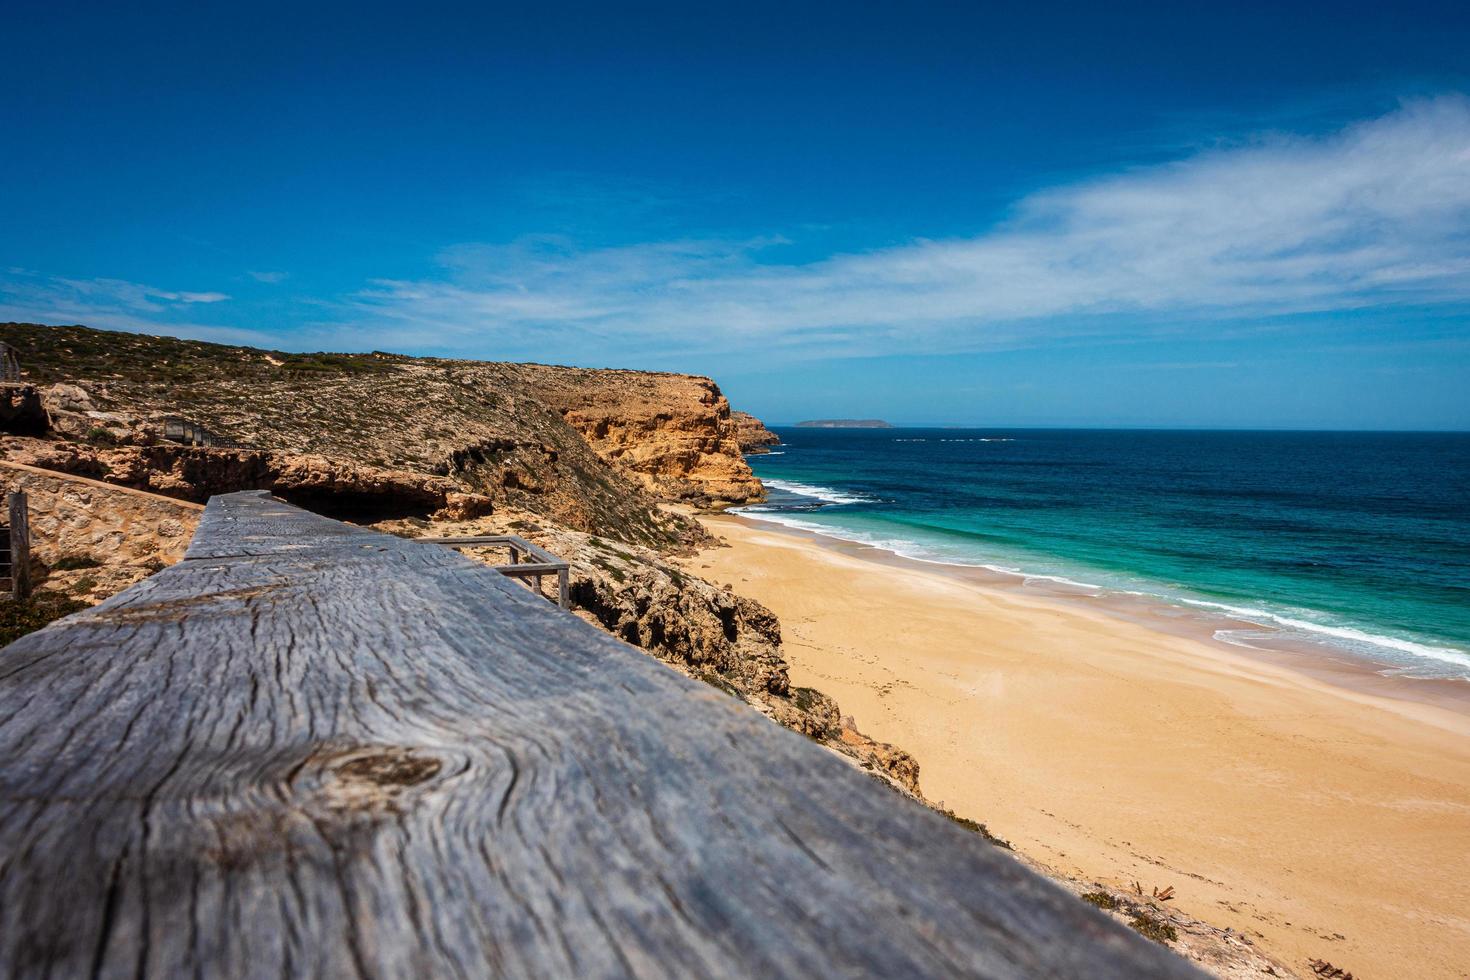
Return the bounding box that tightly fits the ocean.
[741,428,1470,680]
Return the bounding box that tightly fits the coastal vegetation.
[0,593,87,647]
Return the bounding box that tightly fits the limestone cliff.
[509,363,764,505]
[732,410,780,454]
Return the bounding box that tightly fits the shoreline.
[731,507,1470,727]
[692,511,1470,979]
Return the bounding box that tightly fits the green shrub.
[941,809,1014,849]
[791,686,821,712]
[83,426,118,446]
[698,671,742,698]
[277,351,392,375]
[0,594,89,647]
[1081,892,1119,911]
[50,554,103,571]
[1128,912,1178,945]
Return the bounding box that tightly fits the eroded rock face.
[1,437,493,523]
[732,411,780,454]
[508,364,765,506]
[1,461,202,600]
[39,383,95,416]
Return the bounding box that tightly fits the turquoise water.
[743,428,1470,680]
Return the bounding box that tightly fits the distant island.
[794,419,894,429]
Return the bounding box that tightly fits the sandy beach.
[693,514,1470,979]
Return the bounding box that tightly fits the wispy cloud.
[43,277,230,311]
[4,96,1469,365]
[337,95,1470,360]
[247,270,289,284]
[0,271,271,346]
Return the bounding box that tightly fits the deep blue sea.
[742,428,1470,680]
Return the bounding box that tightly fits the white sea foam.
[737,509,1105,591]
[734,506,1470,677]
[1183,598,1470,671]
[891,437,1015,443]
[760,479,877,506]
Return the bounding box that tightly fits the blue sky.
[3,1,1468,428]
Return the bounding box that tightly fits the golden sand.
[693,514,1470,979]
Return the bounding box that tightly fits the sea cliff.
[732,410,781,453]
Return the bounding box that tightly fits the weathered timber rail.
[160,414,249,448]
[0,491,1201,978]
[420,533,572,608]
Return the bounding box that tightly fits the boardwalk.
[0,491,1197,978]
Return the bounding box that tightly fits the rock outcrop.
[509,363,764,505]
[1,436,494,522]
[732,410,780,454]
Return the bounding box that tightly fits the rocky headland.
[794,418,893,428]
[731,410,781,453]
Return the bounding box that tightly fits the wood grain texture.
[0,491,1202,979]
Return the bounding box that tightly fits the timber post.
[0,342,19,382]
[5,491,29,600]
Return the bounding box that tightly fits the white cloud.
[5,97,1468,364]
[0,272,272,346]
[18,276,231,312]
[248,270,289,283]
[339,95,1470,360]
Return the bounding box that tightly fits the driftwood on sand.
[0,491,1200,978]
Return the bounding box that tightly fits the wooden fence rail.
[0,490,1199,978]
[419,533,572,608]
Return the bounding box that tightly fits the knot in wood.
[333,749,443,788]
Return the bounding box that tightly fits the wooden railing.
[418,534,571,608]
[0,491,1200,979]
[160,415,249,448]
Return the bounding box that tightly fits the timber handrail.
[418,533,571,608]
[0,491,1200,978]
